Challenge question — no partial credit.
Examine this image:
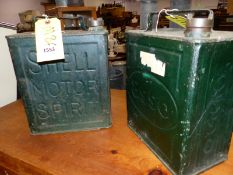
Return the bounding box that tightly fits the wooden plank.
[0,90,232,175]
[0,164,18,175]
[228,0,233,14]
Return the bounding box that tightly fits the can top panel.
[126,29,233,43]
[6,30,107,39]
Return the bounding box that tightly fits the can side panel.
[6,38,35,128]
[6,34,111,134]
[182,41,233,174]
[126,32,233,175]
[126,33,191,174]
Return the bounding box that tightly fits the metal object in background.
[36,15,89,31]
[87,18,104,27]
[126,30,233,175]
[87,18,105,31]
[55,0,67,7]
[111,61,126,90]
[63,14,75,29]
[109,68,123,90]
[76,15,88,30]
[67,0,84,6]
[6,31,111,135]
[139,0,157,30]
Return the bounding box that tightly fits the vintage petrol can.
[126,29,233,175]
[6,31,111,134]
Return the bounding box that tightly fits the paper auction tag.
[165,15,187,28]
[35,18,64,62]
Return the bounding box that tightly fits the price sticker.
[35,17,64,62]
[140,51,166,77]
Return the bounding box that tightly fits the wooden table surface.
[0,90,232,175]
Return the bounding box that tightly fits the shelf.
[41,4,96,30]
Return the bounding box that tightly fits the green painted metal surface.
[126,29,233,175]
[6,31,111,135]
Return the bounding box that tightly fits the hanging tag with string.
[155,9,187,32]
[35,15,64,62]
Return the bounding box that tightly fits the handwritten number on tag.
[44,47,55,52]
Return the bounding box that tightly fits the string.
[155,9,166,32]
[42,14,50,23]
[155,8,179,32]
[165,9,179,18]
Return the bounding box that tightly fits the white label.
[35,18,64,62]
[140,51,166,77]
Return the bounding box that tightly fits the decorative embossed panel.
[128,71,178,130]
[7,31,111,134]
[127,36,184,173]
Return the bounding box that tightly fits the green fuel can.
[6,31,111,135]
[126,29,233,175]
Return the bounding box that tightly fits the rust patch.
[148,168,166,175]
[110,150,118,154]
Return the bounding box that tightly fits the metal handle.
[146,9,213,31]
[185,9,214,37]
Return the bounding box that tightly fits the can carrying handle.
[186,9,213,21]
[146,9,213,32]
